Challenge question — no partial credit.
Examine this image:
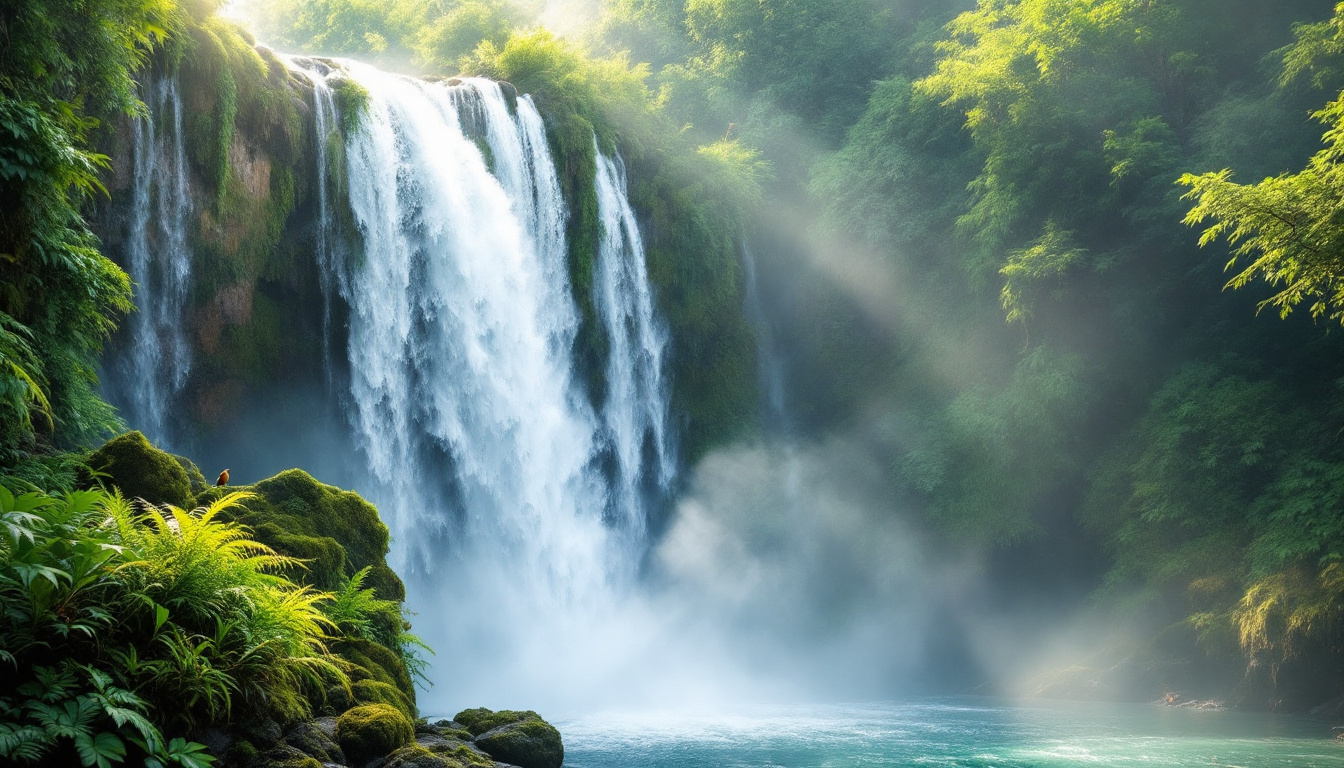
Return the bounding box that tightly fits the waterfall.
[741,244,789,431]
[593,148,675,538]
[290,60,677,706]
[116,76,195,447]
[291,57,345,377]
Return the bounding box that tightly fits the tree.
[1180,85,1344,325]
[0,0,186,459]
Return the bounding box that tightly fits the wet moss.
[454,709,562,768]
[336,704,414,766]
[335,637,415,704]
[331,76,370,135]
[198,468,396,590]
[452,708,535,736]
[352,679,416,721]
[386,742,495,768]
[172,452,209,495]
[195,470,415,719]
[86,431,192,507]
[472,135,496,175]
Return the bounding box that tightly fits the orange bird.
[216,469,230,486]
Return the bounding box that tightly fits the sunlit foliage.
[1,487,349,720]
[1180,94,1344,324]
[0,0,188,460]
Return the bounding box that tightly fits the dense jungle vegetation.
[10,3,1344,763]
[235,0,1344,707]
[1,5,425,764]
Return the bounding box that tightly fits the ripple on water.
[557,699,1342,768]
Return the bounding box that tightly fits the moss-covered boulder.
[87,431,192,507]
[385,741,495,768]
[336,637,416,715]
[281,719,345,764]
[174,453,209,495]
[197,469,402,596]
[255,743,322,768]
[336,704,414,766]
[352,679,415,721]
[338,638,414,695]
[455,709,563,768]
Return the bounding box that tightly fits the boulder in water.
[455,709,562,768]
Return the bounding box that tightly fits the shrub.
[0,482,350,753]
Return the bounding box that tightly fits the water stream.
[112,75,195,448]
[560,699,1343,767]
[289,60,675,708]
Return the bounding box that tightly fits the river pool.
[557,699,1341,767]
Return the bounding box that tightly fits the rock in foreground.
[243,709,562,768]
[454,709,563,768]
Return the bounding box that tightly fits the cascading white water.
[290,58,346,376]
[593,149,676,539]
[118,76,194,447]
[292,60,676,708]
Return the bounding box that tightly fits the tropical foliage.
[0,0,196,461]
[579,0,1344,706]
[0,479,423,764]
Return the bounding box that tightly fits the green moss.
[258,746,322,768]
[86,431,192,507]
[283,720,344,763]
[253,522,347,588]
[386,742,495,768]
[456,710,563,768]
[172,453,208,495]
[472,135,496,175]
[196,470,416,717]
[197,468,399,593]
[352,679,416,721]
[335,637,415,708]
[331,75,370,134]
[452,708,535,736]
[364,563,407,602]
[336,704,414,766]
[224,739,258,766]
[215,65,238,196]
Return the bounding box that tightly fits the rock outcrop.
[239,710,563,768]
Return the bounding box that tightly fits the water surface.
[559,699,1341,767]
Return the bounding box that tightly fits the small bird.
[216,468,230,486]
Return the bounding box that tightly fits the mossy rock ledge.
[86,430,199,507]
[230,706,563,767]
[454,709,563,768]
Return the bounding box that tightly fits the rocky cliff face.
[92,15,762,494]
[95,19,328,449]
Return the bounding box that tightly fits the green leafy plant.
[0,483,353,762]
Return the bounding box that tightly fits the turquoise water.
[558,699,1342,767]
